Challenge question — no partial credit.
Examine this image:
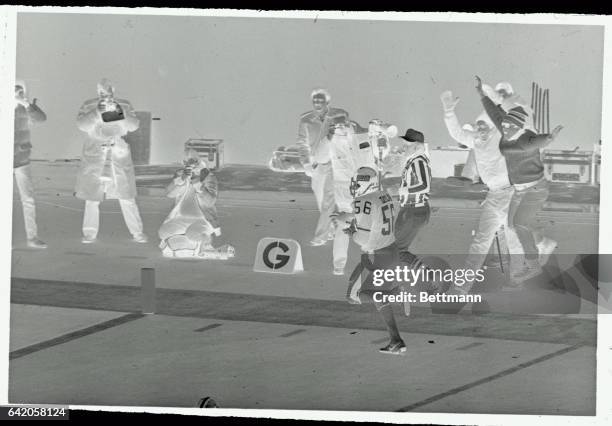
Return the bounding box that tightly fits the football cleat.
[379,340,407,355]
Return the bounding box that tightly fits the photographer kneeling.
[158,148,234,259]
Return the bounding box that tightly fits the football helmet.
[350,166,379,197]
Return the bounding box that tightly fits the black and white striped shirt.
[398,154,431,207]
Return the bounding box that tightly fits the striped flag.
[531,82,550,134]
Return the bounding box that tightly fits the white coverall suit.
[75,95,144,240]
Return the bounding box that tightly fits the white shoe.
[333,267,345,276]
[537,237,557,266]
[81,235,97,244]
[132,233,149,243]
[27,237,48,249]
[310,238,327,247]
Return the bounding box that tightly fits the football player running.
[337,166,409,355]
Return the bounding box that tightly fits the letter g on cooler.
[254,237,304,274]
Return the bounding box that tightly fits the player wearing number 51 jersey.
[351,188,397,253]
[341,166,408,355]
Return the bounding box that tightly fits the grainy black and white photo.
[5,8,608,420]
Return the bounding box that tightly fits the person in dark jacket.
[14,80,47,249]
[475,76,563,285]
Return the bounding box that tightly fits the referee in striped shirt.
[394,129,432,266]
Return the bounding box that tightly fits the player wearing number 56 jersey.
[351,188,397,254]
[340,166,408,355]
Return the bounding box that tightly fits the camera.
[99,97,125,123]
[181,157,200,179]
[182,165,194,178]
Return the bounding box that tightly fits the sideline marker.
[141,267,156,314]
[253,237,304,274]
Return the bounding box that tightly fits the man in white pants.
[75,78,148,244]
[441,90,523,291]
[13,80,47,249]
[296,88,349,247]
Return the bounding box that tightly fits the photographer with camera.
[13,79,47,249]
[75,78,148,244]
[158,148,233,259]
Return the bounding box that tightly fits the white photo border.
[0,6,610,425]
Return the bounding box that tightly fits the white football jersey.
[352,189,397,253]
